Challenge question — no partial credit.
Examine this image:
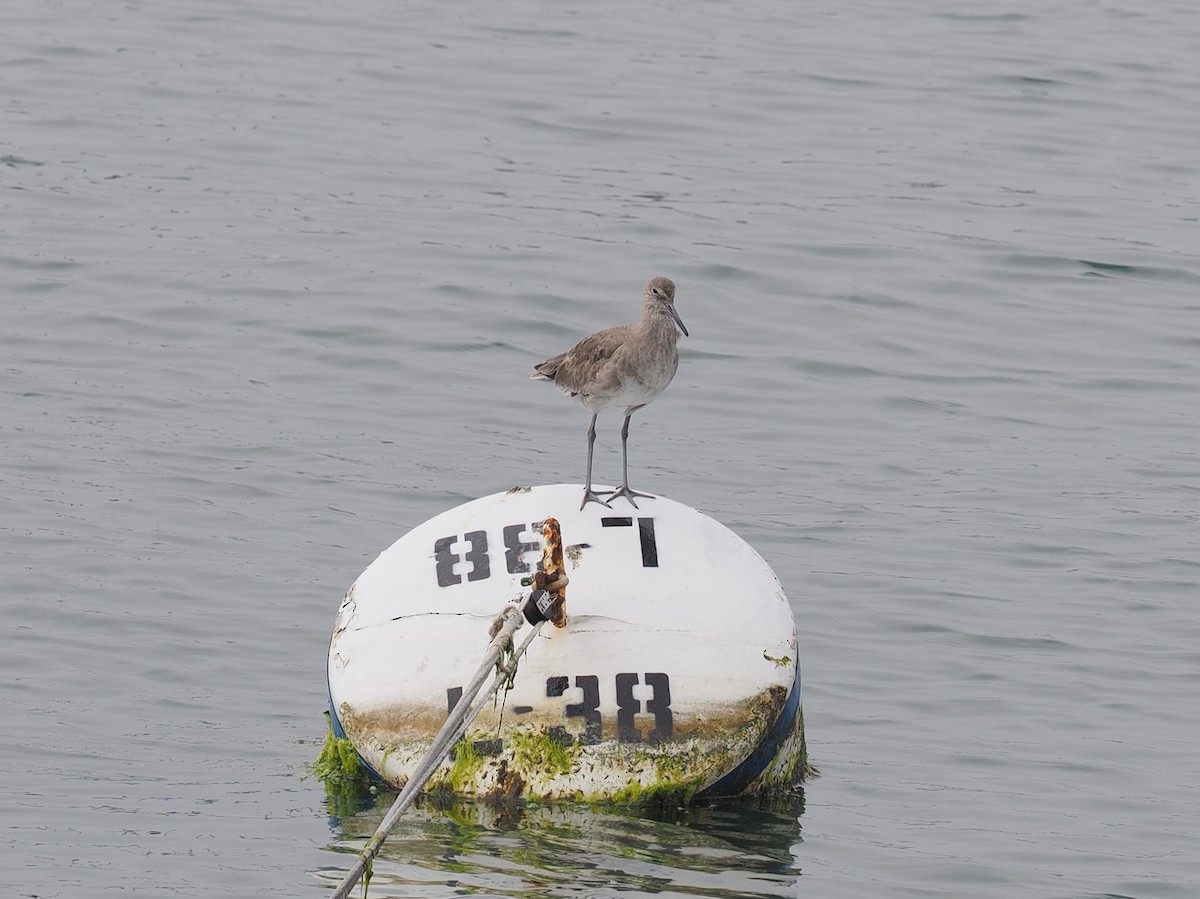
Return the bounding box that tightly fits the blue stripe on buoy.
[328,698,348,739]
[695,667,802,800]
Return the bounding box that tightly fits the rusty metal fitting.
[533,517,568,627]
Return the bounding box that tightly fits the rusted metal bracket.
[530,516,568,628]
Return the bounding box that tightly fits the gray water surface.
[3,1,1199,897]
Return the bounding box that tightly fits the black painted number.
[615,672,674,743]
[565,674,602,744]
[600,516,659,567]
[446,673,674,749]
[433,530,491,587]
[435,517,661,586]
[435,523,539,586]
[548,675,602,744]
[503,522,542,574]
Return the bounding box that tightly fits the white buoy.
[327,484,805,803]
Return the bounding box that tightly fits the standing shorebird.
[531,276,688,510]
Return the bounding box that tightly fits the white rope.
[330,603,543,899]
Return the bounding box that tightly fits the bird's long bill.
[668,304,689,337]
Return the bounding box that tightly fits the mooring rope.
[330,517,567,899]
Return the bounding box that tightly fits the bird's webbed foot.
[579,487,614,510]
[601,485,654,509]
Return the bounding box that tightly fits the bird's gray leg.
[605,409,652,507]
[580,411,611,510]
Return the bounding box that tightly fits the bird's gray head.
[643,276,688,337]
